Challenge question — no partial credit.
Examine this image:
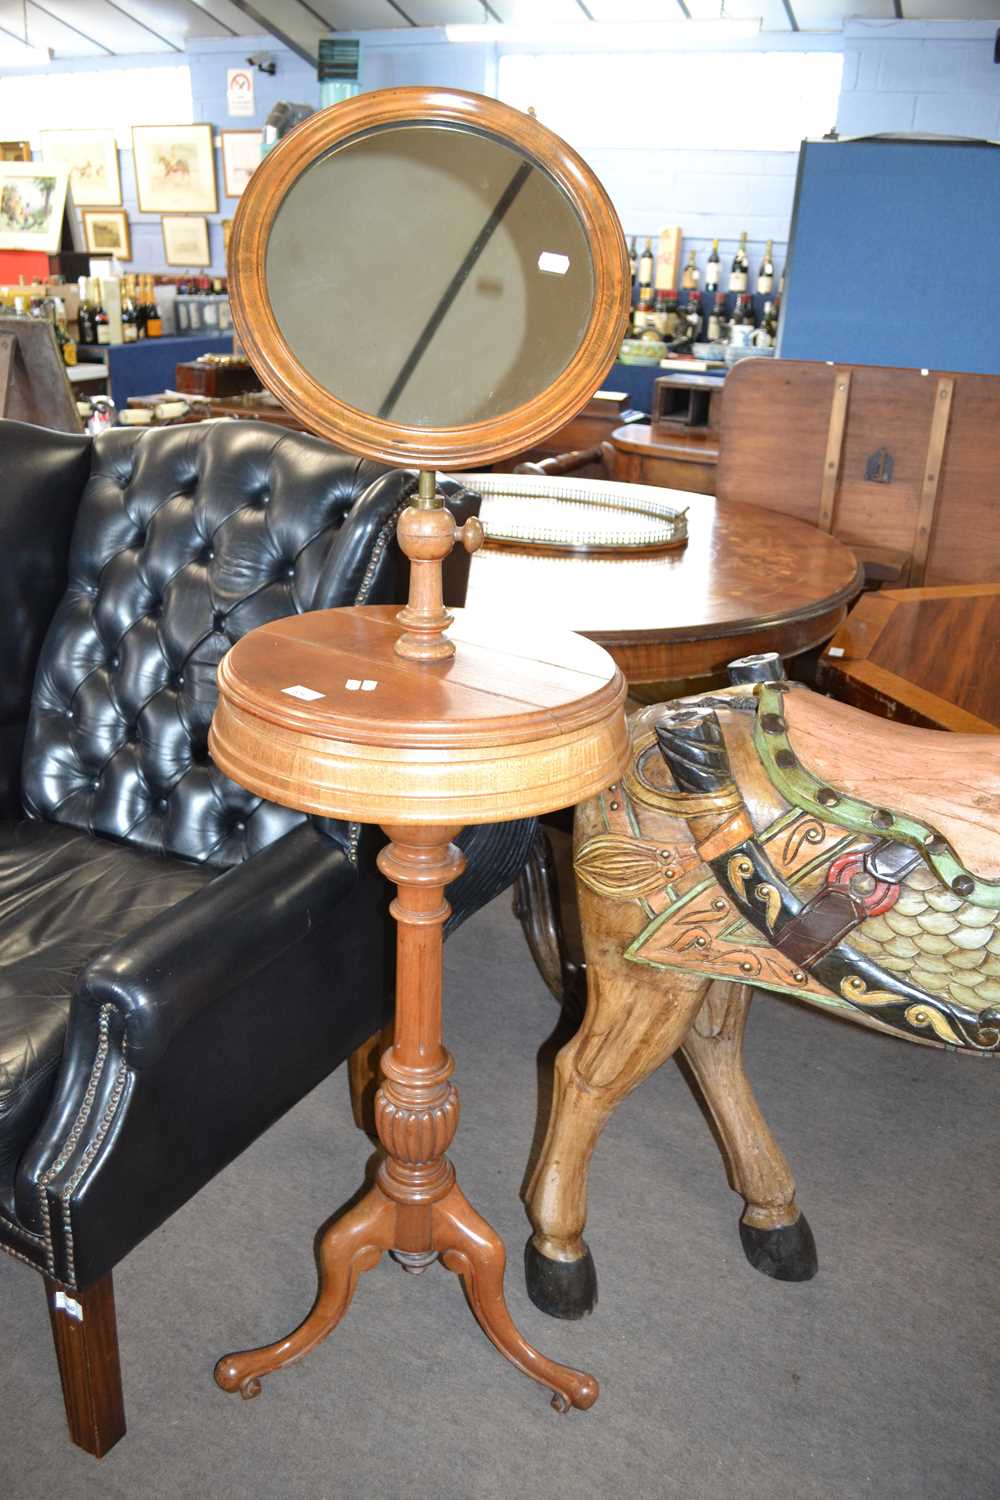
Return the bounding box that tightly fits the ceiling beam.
[385,0,417,22]
[574,0,595,18]
[27,2,113,54]
[781,0,799,30]
[225,0,326,64]
[183,0,237,36]
[102,0,182,50]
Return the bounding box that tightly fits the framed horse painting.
[132,124,217,214]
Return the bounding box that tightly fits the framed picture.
[82,208,131,259]
[40,129,120,207]
[0,163,69,253]
[133,124,217,213]
[0,142,31,162]
[221,130,263,198]
[162,215,211,267]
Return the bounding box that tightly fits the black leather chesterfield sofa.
[0,418,533,1456]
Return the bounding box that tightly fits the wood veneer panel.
[717,360,1000,586]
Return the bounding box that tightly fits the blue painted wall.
[2,36,319,274]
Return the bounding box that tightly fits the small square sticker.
[282,684,325,701]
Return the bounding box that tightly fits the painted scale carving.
[524,656,1000,1320]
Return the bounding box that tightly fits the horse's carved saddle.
[577,678,1000,1055]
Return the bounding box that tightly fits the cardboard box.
[654,227,683,292]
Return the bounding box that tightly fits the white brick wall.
[837,22,1000,141]
[2,20,996,285]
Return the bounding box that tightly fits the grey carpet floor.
[2,891,997,1500]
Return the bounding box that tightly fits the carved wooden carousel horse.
[523,654,1000,1319]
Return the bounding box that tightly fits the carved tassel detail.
[576,835,674,899]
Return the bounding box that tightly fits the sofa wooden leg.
[347,1023,393,1138]
[45,1271,126,1458]
[679,982,817,1282]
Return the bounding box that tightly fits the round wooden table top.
[468,491,864,684]
[210,605,628,826]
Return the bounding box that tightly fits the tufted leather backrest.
[22,421,428,868]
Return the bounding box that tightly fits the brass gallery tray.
[456,473,689,557]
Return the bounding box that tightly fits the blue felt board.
[779,139,1000,375]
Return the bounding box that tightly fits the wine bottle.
[731,292,755,327]
[638,236,654,291]
[652,290,670,338]
[682,295,702,343]
[53,297,77,366]
[664,289,679,338]
[705,239,720,293]
[757,239,774,295]
[628,236,637,290]
[728,231,749,294]
[681,249,699,291]
[92,280,111,346]
[145,277,163,339]
[121,275,138,343]
[706,291,727,343]
[631,297,652,337]
[755,299,778,347]
[77,276,96,345]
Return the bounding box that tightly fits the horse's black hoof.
[740,1213,818,1282]
[524,1237,598,1319]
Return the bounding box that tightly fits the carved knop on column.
[375,1082,460,1165]
[394,471,484,663]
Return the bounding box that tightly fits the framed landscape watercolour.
[221,130,263,198]
[133,124,217,213]
[162,215,211,267]
[0,163,69,252]
[82,208,131,259]
[40,129,121,207]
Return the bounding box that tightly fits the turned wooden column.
[374,828,463,1239]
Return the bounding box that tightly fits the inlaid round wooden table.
[466,491,864,686]
[208,603,628,1411]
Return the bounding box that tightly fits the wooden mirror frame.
[228,87,631,470]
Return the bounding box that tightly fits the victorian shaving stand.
[205,88,632,1411]
[210,472,625,1410]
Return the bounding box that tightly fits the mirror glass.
[265,123,594,429]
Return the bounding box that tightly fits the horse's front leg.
[524,898,711,1319]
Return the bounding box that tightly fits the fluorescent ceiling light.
[445,20,761,45]
[0,41,52,67]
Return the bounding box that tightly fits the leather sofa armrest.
[15,822,393,1277]
[75,821,356,1070]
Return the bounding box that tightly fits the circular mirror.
[229,89,630,469]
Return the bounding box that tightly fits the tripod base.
[215,1174,597,1413]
